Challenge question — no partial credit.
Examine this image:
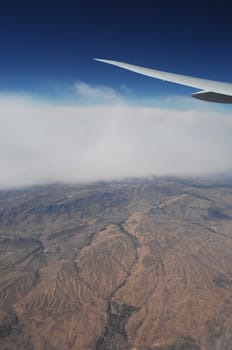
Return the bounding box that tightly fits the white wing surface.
[94,58,232,103]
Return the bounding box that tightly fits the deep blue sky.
[0,0,231,100]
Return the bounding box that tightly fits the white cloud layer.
[1,86,232,189]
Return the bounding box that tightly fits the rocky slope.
[0,177,232,349]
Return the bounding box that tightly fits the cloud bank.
[1,84,232,189]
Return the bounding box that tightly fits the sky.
[1,0,232,188]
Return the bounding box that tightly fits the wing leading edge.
[94,58,232,103]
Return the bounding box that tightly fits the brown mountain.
[1,177,232,350]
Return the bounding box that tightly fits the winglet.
[94,58,115,64]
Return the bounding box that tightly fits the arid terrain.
[1,177,232,349]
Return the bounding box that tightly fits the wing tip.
[93,58,109,63]
[93,58,119,66]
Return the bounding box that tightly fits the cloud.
[0,88,232,189]
[74,81,120,102]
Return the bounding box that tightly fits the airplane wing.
[94,58,232,103]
